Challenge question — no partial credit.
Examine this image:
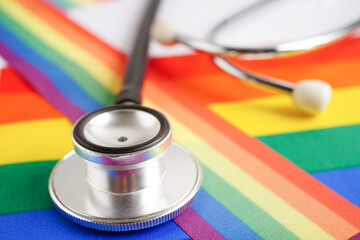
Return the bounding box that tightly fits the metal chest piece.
[49,105,202,231]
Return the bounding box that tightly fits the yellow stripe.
[0,1,120,94]
[144,100,334,239]
[209,86,360,136]
[0,118,73,165]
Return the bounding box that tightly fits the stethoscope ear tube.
[150,0,350,114]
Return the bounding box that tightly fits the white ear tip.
[292,80,332,114]
[150,20,179,45]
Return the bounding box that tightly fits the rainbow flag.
[1,0,360,239]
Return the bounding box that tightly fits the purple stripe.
[349,232,360,240]
[173,208,225,240]
[0,41,84,122]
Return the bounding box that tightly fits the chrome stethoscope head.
[49,0,202,231]
[49,104,202,231]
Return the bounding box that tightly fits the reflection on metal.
[49,142,202,231]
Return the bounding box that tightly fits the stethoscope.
[49,0,359,232]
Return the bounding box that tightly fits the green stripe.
[0,10,115,106]
[258,124,360,173]
[201,164,299,240]
[0,161,56,215]
[0,160,297,239]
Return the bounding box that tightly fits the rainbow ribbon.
[1,0,360,239]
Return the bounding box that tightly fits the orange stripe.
[145,71,360,234]
[17,0,125,76]
[169,73,275,104]
[0,92,63,124]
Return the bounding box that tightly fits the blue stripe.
[192,189,261,240]
[312,166,360,208]
[0,209,190,239]
[0,22,102,112]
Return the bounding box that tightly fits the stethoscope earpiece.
[292,80,332,114]
[151,20,179,45]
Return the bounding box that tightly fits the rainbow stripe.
[0,0,123,122]
[1,0,360,239]
[47,0,105,9]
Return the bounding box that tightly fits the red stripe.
[173,208,225,240]
[0,67,35,93]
